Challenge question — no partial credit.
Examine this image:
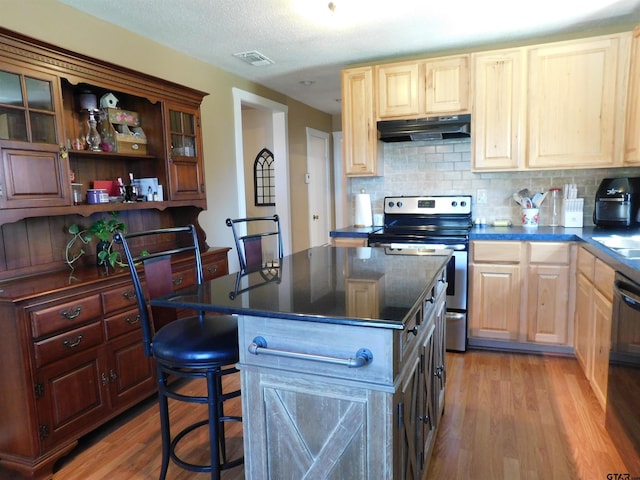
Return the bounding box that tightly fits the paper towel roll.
[354,192,372,227]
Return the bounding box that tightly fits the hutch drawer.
[104,308,142,340]
[33,321,103,368]
[30,294,102,339]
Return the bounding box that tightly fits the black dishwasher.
[607,272,640,475]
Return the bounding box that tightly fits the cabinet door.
[35,348,110,451]
[425,55,470,114]
[0,65,69,208]
[165,103,205,200]
[377,61,422,119]
[431,297,446,427]
[625,25,640,164]
[105,328,155,409]
[592,288,612,409]
[342,67,379,176]
[346,278,381,318]
[469,263,521,340]
[396,355,422,480]
[527,264,570,344]
[575,273,594,376]
[527,35,624,168]
[472,49,524,170]
[244,373,373,479]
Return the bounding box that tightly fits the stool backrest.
[114,225,203,357]
[225,215,283,272]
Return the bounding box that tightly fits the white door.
[307,128,331,247]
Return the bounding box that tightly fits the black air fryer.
[594,177,640,227]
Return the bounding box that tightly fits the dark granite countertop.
[151,246,451,330]
[330,225,640,283]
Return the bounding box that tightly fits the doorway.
[306,127,331,246]
[231,88,290,273]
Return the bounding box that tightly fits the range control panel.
[383,195,472,215]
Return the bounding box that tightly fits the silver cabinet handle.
[248,336,373,368]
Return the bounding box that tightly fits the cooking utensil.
[532,192,547,208]
[513,192,523,205]
[522,197,533,208]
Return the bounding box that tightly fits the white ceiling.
[58,0,640,116]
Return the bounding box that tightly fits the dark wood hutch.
[0,28,230,479]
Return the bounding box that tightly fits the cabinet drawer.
[172,269,196,290]
[104,308,142,340]
[34,321,103,368]
[31,294,102,339]
[102,284,138,314]
[594,258,615,300]
[577,246,595,279]
[529,242,570,264]
[472,241,522,262]
[203,257,228,280]
[400,307,420,361]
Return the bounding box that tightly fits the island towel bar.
[248,336,373,368]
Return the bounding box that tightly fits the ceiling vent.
[233,50,274,66]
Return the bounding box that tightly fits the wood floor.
[7,350,627,479]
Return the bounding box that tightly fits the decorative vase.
[96,240,109,268]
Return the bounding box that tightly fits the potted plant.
[65,211,127,270]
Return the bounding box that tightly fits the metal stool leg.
[157,370,171,480]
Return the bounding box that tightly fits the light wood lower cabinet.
[574,246,614,410]
[469,240,574,350]
[238,269,447,479]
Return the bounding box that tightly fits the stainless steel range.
[368,195,472,352]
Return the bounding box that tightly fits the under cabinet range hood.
[377,114,471,142]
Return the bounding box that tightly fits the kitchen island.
[151,246,451,479]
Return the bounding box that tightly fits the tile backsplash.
[348,138,640,226]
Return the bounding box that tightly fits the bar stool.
[114,225,243,480]
[225,214,283,271]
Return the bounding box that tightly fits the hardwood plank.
[6,350,622,480]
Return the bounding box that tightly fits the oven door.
[368,241,467,311]
[607,273,640,474]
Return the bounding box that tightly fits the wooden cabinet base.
[0,442,77,480]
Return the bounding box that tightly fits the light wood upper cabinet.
[424,55,470,115]
[376,61,423,119]
[342,66,380,176]
[376,55,470,120]
[527,34,629,169]
[624,25,640,165]
[472,49,524,171]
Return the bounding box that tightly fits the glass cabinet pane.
[0,107,28,141]
[0,71,24,106]
[169,109,196,157]
[0,69,58,144]
[30,112,57,144]
[25,77,53,111]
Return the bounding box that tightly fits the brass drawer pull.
[125,315,140,325]
[60,306,82,320]
[122,290,136,301]
[63,334,83,349]
[172,276,184,286]
[207,265,218,274]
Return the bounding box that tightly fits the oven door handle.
[615,280,640,311]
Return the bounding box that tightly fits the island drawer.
[30,294,102,340]
[238,315,395,386]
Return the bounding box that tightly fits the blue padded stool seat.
[152,315,239,367]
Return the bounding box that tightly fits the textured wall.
[348,138,640,226]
